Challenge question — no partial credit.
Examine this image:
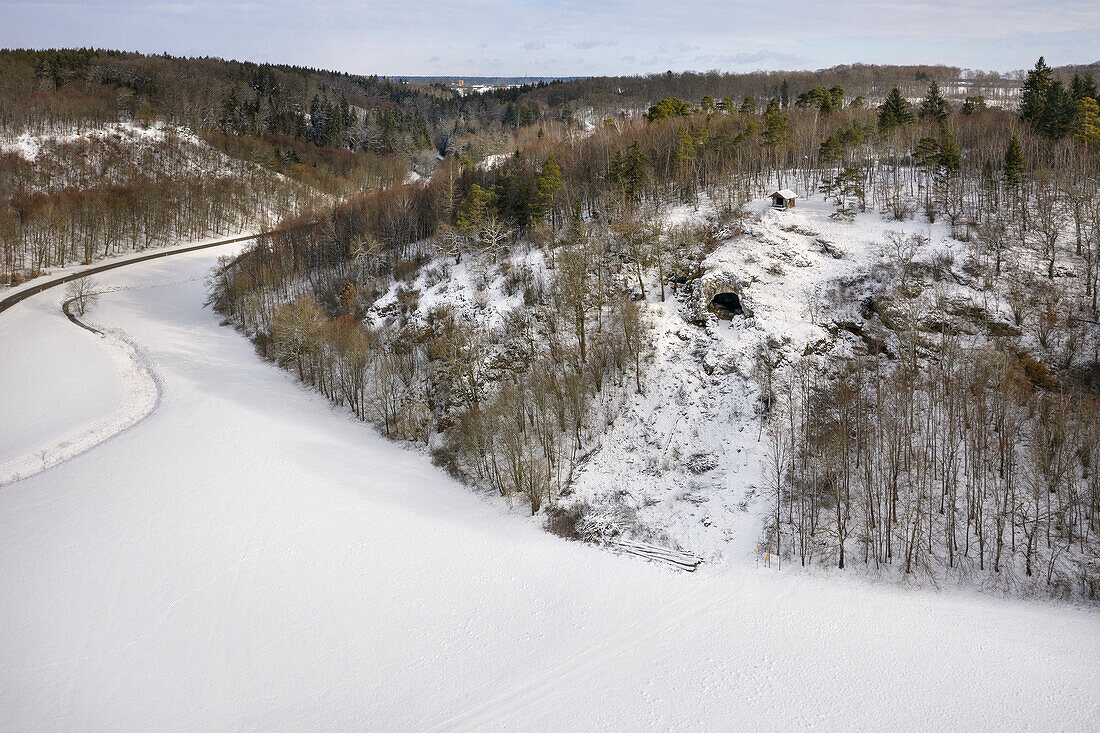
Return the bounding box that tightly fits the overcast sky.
[3,1,1098,76]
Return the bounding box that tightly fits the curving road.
[0,232,261,317]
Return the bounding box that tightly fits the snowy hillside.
[1,121,325,287]
[1,239,1098,730]
[2,121,267,192]
[307,187,1097,598]
[563,197,955,561]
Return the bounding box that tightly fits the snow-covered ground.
[1,121,180,163]
[478,152,512,171]
[1,244,1098,730]
[0,121,248,195]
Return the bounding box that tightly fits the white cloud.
[2,0,1097,75]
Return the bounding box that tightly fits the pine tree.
[532,155,563,224]
[762,107,792,148]
[491,171,531,228]
[1020,57,1053,132]
[455,184,494,236]
[763,107,792,188]
[1003,136,1025,188]
[610,140,648,204]
[796,86,837,114]
[829,85,845,111]
[913,136,941,169]
[960,96,986,115]
[878,87,914,131]
[780,79,790,109]
[646,97,693,121]
[819,134,844,164]
[936,129,961,177]
[339,93,352,128]
[1040,80,1076,139]
[1070,73,1098,102]
[919,81,951,123]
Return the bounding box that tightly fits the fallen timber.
[611,540,703,571]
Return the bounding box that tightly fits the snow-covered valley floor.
[1,245,1098,730]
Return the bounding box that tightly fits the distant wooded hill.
[3,49,1097,200]
[391,76,582,84]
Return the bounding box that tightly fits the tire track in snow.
[427,582,737,732]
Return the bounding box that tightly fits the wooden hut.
[770,189,797,209]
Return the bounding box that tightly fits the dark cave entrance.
[710,291,743,318]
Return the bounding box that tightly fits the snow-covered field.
[1,244,1098,730]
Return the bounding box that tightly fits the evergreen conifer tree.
[936,129,961,176]
[829,85,845,111]
[819,134,844,164]
[762,107,792,148]
[674,127,696,169]
[1020,57,1053,132]
[533,155,564,224]
[1070,73,1098,102]
[878,87,914,131]
[961,96,986,115]
[646,97,693,121]
[456,184,494,236]
[1040,80,1076,139]
[610,140,648,203]
[1003,136,1025,188]
[919,81,951,122]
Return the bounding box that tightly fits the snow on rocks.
[561,194,963,564]
[478,152,512,171]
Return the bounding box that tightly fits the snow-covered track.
[0,316,161,488]
[0,236,263,487]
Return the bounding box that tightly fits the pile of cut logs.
[611,540,703,571]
